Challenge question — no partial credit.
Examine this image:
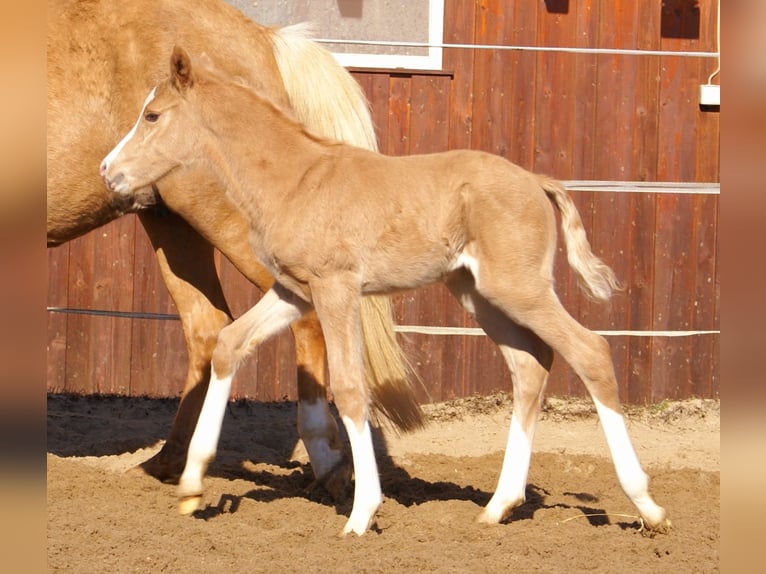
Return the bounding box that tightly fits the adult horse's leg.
[446,269,553,523]
[291,310,350,497]
[137,209,231,481]
[138,206,349,492]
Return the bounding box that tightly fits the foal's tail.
[538,177,621,302]
[269,24,425,432]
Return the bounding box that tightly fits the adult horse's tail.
[539,177,621,302]
[270,24,425,432]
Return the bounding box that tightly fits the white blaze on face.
[101,87,157,173]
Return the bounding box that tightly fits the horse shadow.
[47,393,624,529]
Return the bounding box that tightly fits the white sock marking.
[593,397,666,525]
[341,416,381,535]
[482,414,532,521]
[178,368,232,496]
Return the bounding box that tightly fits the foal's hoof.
[475,510,502,525]
[476,502,515,525]
[179,495,203,516]
[643,517,672,535]
[338,516,373,538]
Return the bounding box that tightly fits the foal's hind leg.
[483,280,668,530]
[177,285,310,514]
[446,270,553,523]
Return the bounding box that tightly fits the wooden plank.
[64,231,97,394]
[91,215,136,395]
[507,0,539,169]
[64,216,136,395]
[47,244,70,392]
[470,0,515,157]
[410,75,450,154]
[623,2,662,404]
[625,193,658,405]
[572,0,599,179]
[533,5,577,177]
[651,195,697,400]
[443,0,475,151]
[386,75,412,156]
[689,195,719,399]
[652,4,714,400]
[369,73,393,151]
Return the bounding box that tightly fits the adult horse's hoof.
[317,456,352,501]
[179,494,202,515]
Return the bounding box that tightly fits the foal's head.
[100,46,226,196]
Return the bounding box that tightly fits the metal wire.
[315,38,719,59]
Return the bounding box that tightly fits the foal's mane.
[187,51,341,148]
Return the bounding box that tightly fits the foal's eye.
[144,112,160,122]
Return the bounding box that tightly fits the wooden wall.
[47,0,719,405]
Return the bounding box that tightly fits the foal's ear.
[170,46,194,91]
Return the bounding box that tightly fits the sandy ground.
[47,393,719,573]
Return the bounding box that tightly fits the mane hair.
[190,53,342,149]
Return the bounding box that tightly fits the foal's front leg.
[310,277,381,536]
[177,285,310,514]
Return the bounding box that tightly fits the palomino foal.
[101,47,669,536]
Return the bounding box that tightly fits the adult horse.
[47,0,423,494]
[102,48,670,536]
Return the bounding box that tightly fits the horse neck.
[201,93,326,220]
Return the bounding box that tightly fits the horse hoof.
[643,517,672,535]
[318,458,352,501]
[179,495,202,515]
[338,520,368,538]
[475,510,500,525]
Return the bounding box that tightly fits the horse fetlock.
[477,494,524,525]
[340,499,382,537]
[636,500,670,533]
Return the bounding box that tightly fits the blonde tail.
[538,177,621,301]
[270,24,425,432]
